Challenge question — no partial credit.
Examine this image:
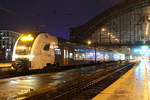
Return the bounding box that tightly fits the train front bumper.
[12,60,31,69]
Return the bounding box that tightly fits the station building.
[70,0,150,46]
[0,30,20,60]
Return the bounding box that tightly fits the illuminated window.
[64,50,68,58]
[55,49,61,55]
[69,53,73,58]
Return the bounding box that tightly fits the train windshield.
[15,34,34,55]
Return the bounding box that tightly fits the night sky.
[0,0,125,39]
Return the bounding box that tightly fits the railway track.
[0,61,125,79]
[51,63,136,100]
[22,62,136,100]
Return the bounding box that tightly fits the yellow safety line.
[145,23,149,36]
[144,63,149,100]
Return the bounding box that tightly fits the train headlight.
[28,54,35,61]
[21,35,34,41]
[12,54,35,60]
[28,54,35,59]
[11,67,14,70]
[13,54,19,59]
[12,54,19,61]
[17,46,26,49]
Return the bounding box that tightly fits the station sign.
[132,45,150,55]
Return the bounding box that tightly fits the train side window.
[43,44,50,51]
[54,48,61,55]
[69,53,73,59]
[64,49,68,58]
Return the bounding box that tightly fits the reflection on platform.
[92,60,150,100]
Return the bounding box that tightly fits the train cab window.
[43,44,50,51]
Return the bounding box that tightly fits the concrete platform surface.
[0,63,11,67]
[92,60,150,100]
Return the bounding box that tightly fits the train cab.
[12,32,58,71]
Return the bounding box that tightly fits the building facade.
[0,30,20,60]
[70,0,150,46]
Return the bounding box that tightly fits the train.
[12,32,125,72]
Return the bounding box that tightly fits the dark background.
[0,0,125,39]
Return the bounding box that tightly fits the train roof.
[20,32,100,49]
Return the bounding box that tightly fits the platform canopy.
[70,0,150,46]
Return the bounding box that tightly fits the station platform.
[0,63,11,67]
[92,60,150,100]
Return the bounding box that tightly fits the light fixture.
[101,28,106,32]
[87,40,92,45]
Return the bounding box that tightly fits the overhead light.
[115,39,119,41]
[101,28,106,32]
[147,15,150,21]
[87,40,92,45]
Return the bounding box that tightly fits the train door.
[40,43,52,66]
[64,48,69,65]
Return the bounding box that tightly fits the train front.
[12,33,35,72]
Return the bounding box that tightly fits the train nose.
[12,60,31,72]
